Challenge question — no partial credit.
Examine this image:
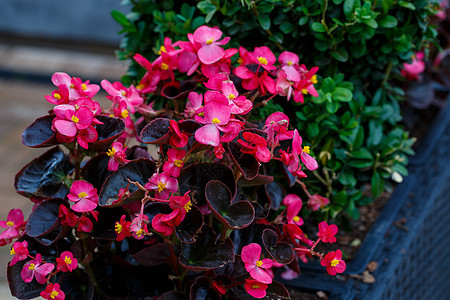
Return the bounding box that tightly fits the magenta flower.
[67,180,99,212]
[130,213,149,240]
[192,25,230,65]
[145,172,178,200]
[21,253,54,284]
[77,216,93,232]
[401,52,425,81]
[76,125,98,149]
[241,243,273,284]
[251,46,277,71]
[51,72,99,100]
[244,278,268,298]
[56,251,78,272]
[58,205,78,227]
[220,80,252,115]
[45,84,69,105]
[292,129,318,171]
[9,241,29,266]
[184,92,203,118]
[283,194,304,226]
[106,141,129,171]
[321,249,346,275]
[237,132,271,163]
[0,209,25,239]
[264,112,293,147]
[40,283,65,300]
[53,105,94,137]
[169,120,188,148]
[115,215,131,241]
[317,221,338,244]
[292,66,319,103]
[163,148,186,177]
[195,93,231,146]
[152,210,180,236]
[307,194,330,211]
[101,80,143,113]
[278,51,301,82]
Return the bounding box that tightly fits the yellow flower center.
[197,112,204,117]
[107,147,116,157]
[54,93,61,100]
[293,216,300,222]
[28,263,36,270]
[10,248,15,256]
[311,75,318,84]
[287,61,293,66]
[206,39,214,45]
[157,182,166,193]
[330,259,340,267]
[212,118,221,124]
[50,291,59,299]
[115,223,123,234]
[121,109,129,119]
[158,45,167,55]
[184,201,192,213]
[302,146,310,154]
[136,84,145,90]
[174,159,183,168]
[257,57,268,65]
[161,63,169,70]
[70,84,75,89]
[71,115,79,123]
[301,89,308,95]
[256,260,263,267]
[121,90,126,96]
[228,93,236,100]
[251,284,260,289]
[136,229,145,237]
[78,192,88,198]
[6,221,14,227]
[64,256,72,265]
[237,57,243,64]
[81,84,87,91]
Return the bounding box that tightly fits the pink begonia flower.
[58,205,78,227]
[317,221,338,244]
[9,241,29,266]
[237,132,271,163]
[76,125,98,149]
[51,72,100,100]
[307,194,330,211]
[106,142,129,171]
[192,25,230,65]
[67,180,99,212]
[201,48,237,78]
[169,191,192,221]
[53,105,94,137]
[163,148,186,177]
[251,46,277,71]
[283,194,303,226]
[214,143,226,159]
[264,112,293,148]
[169,120,188,148]
[77,216,93,232]
[292,129,318,171]
[40,283,65,300]
[21,253,54,284]
[244,278,268,298]
[292,66,319,103]
[101,80,143,113]
[401,52,425,81]
[204,73,229,90]
[278,51,301,82]
[115,215,131,241]
[152,191,191,235]
[56,251,78,272]
[177,42,201,75]
[184,92,204,118]
[45,84,69,105]
[321,249,346,275]
[220,80,252,115]
[0,209,25,240]
[145,172,178,200]
[130,213,149,240]
[241,243,273,284]
[281,268,299,280]
[195,93,231,147]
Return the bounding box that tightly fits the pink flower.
[320,249,346,275]
[130,213,149,240]
[9,241,29,266]
[244,278,268,298]
[101,80,143,113]
[281,268,299,280]
[53,106,94,138]
[278,51,301,82]
[67,180,99,212]
[251,46,277,71]
[283,194,303,226]
[40,283,65,300]
[317,221,338,244]
[192,25,230,65]
[241,243,273,284]
[115,215,131,241]
[220,80,252,115]
[292,66,319,103]
[401,52,425,81]
[56,251,78,272]
[237,132,271,163]
[307,194,330,211]
[0,209,25,240]
[77,216,93,232]
[184,92,203,118]
[145,172,179,200]
[45,85,69,105]
[169,120,188,148]
[106,142,129,171]
[152,211,180,236]
[292,129,318,171]
[169,191,192,221]
[58,205,78,227]
[163,148,186,177]
[263,112,293,147]
[21,253,54,284]
[51,72,99,100]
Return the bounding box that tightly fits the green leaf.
[321,77,336,93]
[333,87,353,102]
[307,123,319,137]
[371,171,384,197]
[339,170,357,186]
[326,100,339,113]
[334,190,348,206]
[352,148,374,160]
[205,8,217,23]
[364,19,378,29]
[346,200,360,219]
[311,22,327,32]
[379,15,398,28]
[368,120,383,146]
[192,16,206,29]
[331,47,349,62]
[351,125,364,149]
[280,22,295,34]
[258,2,274,13]
[314,40,329,52]
[111,10,130,27]
[298,16,308,26]
[197,1,217,14]
[344,0,361,18]
[258,14,271,30]
[268,32,284,43]
[398,1,415,10]
[348,160,373,168]
[382,0,394,12]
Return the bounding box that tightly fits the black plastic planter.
[281,101,450,300]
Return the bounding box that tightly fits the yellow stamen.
[237,57,243,65]
[174,159,183,168]
[136,84,145,90]
[330,259,340,267]
[78,192,88,198]
[136,229,145,237]
[257,57,268,65]
[28,263,36,270]
[106,148,116,157]
[158,45,167,55]
[121,109,129,119]
[157,182,166,193]
[212,118,220,124]
[50,291,59,299]
[412,54,416,60]
[256,260,263,267]
[161,63,169,70]
[54,93,61,100]
[301,89,308,95]
[81,84,87,91]
[197,112,204,117]
[121,90,126,96]
[287,61,293,66]
[74,104,80,110]
[70,84,75,89]
[228,93,236,100]
[293,216,300,222]
[251,284,260,289]
[10,248,15,256]
[184,201,192,213]
[6,221,14,227]
[64,256,72,265]
[311,75,318,84]
[302,146,310,154]
[115,223,123,234]
[71,115,79,123]
[206,39,214,45]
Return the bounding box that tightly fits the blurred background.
[0,0,129,297]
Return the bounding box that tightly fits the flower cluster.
[3,25,346,299]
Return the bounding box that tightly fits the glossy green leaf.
[258,14,271,30]
[311,22,326,32]
[379,15,398,28]
[333,87,353,102]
